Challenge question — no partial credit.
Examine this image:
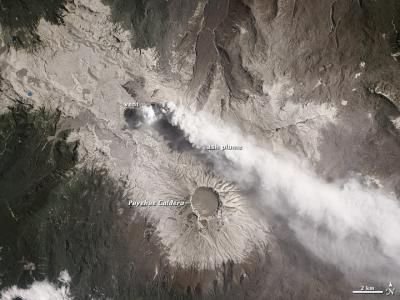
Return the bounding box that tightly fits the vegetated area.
[102,0,169,49]
[0,103,78,287]
[102,0,199,53]
[0,0,66,48]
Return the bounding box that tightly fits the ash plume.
[153,102,400,282]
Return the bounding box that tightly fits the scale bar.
[352,290,384,294]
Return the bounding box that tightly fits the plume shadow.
[152,118,194,152]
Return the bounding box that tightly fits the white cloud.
[0,270,72,300]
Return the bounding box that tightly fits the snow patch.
[391,116,400,131]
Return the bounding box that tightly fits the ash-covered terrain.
[0,0,400,299]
